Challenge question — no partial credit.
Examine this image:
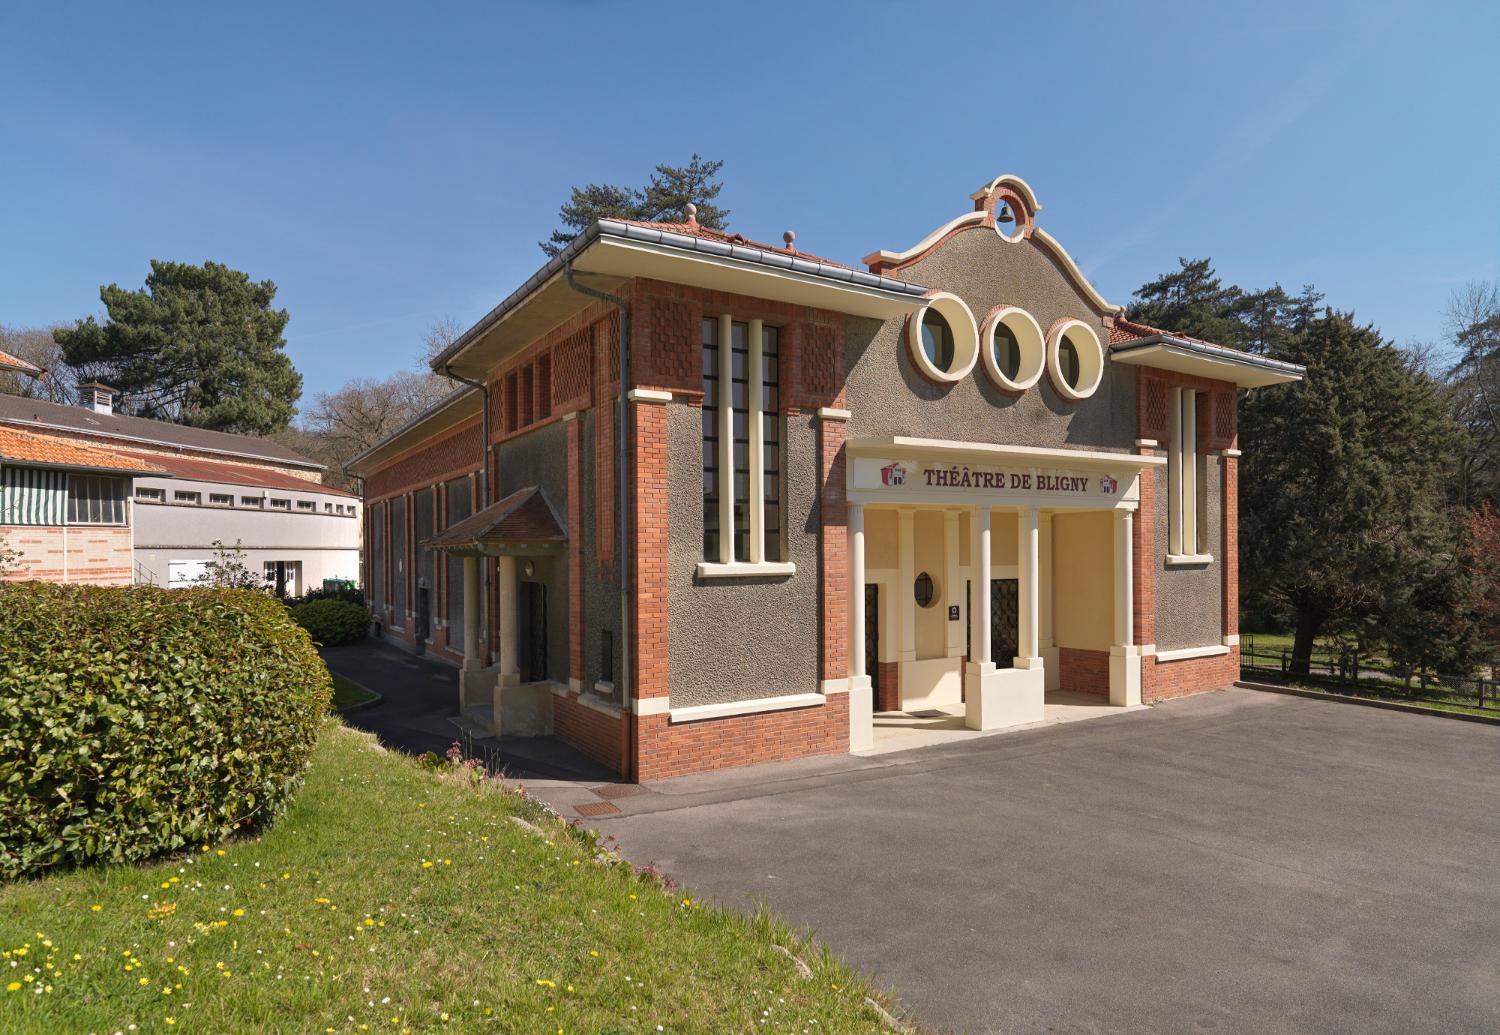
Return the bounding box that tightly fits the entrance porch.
[845,438,1166,750]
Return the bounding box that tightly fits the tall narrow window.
[1168,387,1203,558]
[701,317,721,560]
[700,315,788,571]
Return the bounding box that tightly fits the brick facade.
[634,695,849,782]
[1142,648,1240,702]
[1,524,133,586]
[1058,647,1110,697]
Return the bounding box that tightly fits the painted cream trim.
[1154,644,1231,662]
[695,560,796,579]
[817,407,852,422]
[969,173,1042,214]
[1165,553,1214,567]
[980,305,1045,391]
[631,696,670,716]
[862,211,986,269]
[561,411,579,423]
[908,292,980,383]
[1221,448,1243,458]
[575,692,624,717]
[820,678,850,694]
[668,692,826,724]
[1109,342,1302,388]
[1046,318,1105,401]
[627,388,672,403]
[848,435,1167,469]
[594,680,615,696]
[1140,643,1157,656]
[1223,634,1240,646]
[1135,438,1160,449]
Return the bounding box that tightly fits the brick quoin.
[630,399,670,711]
[819,418,848,683]
[1222,455,1239,640]
[566,417,585,686]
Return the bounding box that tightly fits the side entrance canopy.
[422,486,566,557]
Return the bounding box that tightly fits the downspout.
[562,261,634,780]
[440,366,492,506]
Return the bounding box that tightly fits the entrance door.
[991,579,1019,668]
[864,584,880,698]
[416,585,431,642]
[521,581,547,682]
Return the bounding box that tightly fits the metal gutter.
[429,220,928,372]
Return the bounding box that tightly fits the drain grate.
[574,800,622,818]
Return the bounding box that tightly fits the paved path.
[566,688,1500,1034]
[321,639,611,782]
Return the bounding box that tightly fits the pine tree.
[540,155,728,257]
[54,260,301,435]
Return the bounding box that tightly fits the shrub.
[289,598,371,646]
[0,583,331,880]
[284,581,365,608]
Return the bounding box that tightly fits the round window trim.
[913,572,937,609]
[980,305,1045,391]
[907,292,979,384]
[1046,319,1105,401]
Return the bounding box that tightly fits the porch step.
[451,706,498,740]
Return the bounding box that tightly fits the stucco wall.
[845,228,1135,452]
[580,408,624,692]
[1051,510,1116,651]
[665,401,821,707]
[1153,453,1223,650]
[496,421,571,683]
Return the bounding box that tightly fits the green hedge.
[289,598,370,646]
[0,583,331,881]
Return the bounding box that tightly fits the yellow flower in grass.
[90,904,102,912]
[6,982,20,992]
[232,908,245,917]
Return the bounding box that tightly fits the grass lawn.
[330,673,378,711]
[0,723,908,1034]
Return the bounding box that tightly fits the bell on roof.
[996,203,1014,225]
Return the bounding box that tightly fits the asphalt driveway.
[588,689,1500,1034]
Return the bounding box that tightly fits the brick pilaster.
[1221,454,1238,639]
[1133,460,1156,648]
[630,398,670,703]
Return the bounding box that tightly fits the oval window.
[980,306,1044,391]
[1046,319,1105,401]
[993,322,1021,381]
[907,293,980,383]
[914,572,936,608]
[920,310,954,371]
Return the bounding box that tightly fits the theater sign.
[849,449,1140,506]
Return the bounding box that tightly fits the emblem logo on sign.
[881,462,908,487]
[1099,475,1118,495]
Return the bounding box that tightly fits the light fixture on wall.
[523,560,535,578]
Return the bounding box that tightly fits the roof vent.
[78,381,116,415]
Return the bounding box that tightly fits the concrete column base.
[1109,646,1144,707]
[847,675,873,752]
[1041,645,1061,691]
[964,661,1045,730]
[460,667,498,712]
[490,682,555,738]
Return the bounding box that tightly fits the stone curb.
[1235,680,1500,727]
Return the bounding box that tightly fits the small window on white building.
[135,487,164,501]
[241,495,263,508]
[324,502,333,513]
[208,493,232,506]
[1168,387,1208,560]
[270,498,290,510]
[296,500,315,511]
[174,490,200,504]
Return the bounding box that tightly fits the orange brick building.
[348,174,1303,781]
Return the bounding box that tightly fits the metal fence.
[1239,639,1499,713]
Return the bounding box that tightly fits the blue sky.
[2,1,1496,411]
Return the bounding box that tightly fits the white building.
[0,386,360,595]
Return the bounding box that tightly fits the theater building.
[348,174,1303,780]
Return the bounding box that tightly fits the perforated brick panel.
[645,298,698,391]
[1142,377,1169,441]
[553,329,592,408]
[801,323,838,400]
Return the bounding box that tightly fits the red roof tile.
[0,427,163,474]
[608,218,852,270]
[115,450,358,497]
[425,486,565,550]
[1110,317,1222,348]
[0,349,41,375]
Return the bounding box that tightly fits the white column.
[897,508,916,662]
[717,313,735,563]
[747,318,764,564]
[497,554,519,687]
[1018,506,1040,665]
[1114,509,1133,648]
[969,506,992,667]
[1039,512,1060,690]
[462,555,481,672]
[944,509,963,657]
[849,503,866,680]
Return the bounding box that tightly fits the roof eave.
[343,385,481,477]
[0,458,168,477]
[1110,337,1306,389]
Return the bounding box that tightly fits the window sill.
[1154,644,1230,662]
[669,692,825,724]
[1165,553,1214,568]
[695,561,796,580]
